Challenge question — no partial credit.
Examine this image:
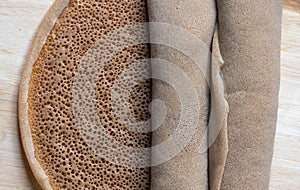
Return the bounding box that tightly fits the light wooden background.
[0,0,299,189]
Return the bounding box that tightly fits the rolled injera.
[209,1,283,189]
[147,0,216,189]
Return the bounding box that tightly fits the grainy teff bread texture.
[147,0,216,189]
[20,0,151,189]
[213,0,283,189]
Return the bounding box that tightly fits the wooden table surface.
[0,0,299,189]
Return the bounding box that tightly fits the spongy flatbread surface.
[214,1,283,189]
[19,0,151,189]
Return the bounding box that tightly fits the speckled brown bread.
[208,26,229,190]
[147,0,216,189]
[19,0,152,189]
[19,0,283,189]
[209,0,283,189]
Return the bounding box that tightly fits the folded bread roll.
[19,0,152,189]
[210,1,283,189]
[208,26,229,190]
[148,0,216,189]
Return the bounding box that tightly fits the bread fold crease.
[208,25,229,190]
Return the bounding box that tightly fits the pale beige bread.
[208,26,229,190]
[19,0,152,189]
[210,0,283,189]
[147,0,216,189]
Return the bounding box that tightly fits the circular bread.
[19,0,151,189]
